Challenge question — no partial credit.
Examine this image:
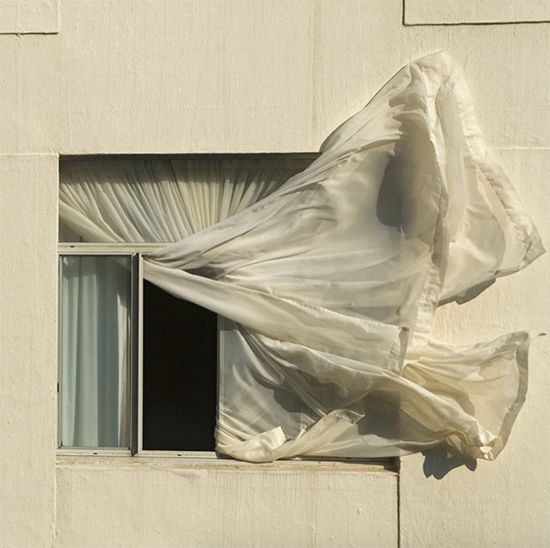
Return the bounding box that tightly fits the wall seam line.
[404,21,550,27]
[397,457,401,548]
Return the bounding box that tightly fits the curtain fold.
[60,157,309,243]
[59,52,544,462]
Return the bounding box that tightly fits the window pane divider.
[136,255,144,455]
[130,254,141,455]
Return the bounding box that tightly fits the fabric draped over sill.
[59,52,544,462]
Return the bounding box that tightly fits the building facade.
[1,1,549,546]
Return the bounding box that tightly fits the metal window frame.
[57,242,220,459]
[57,246,140,457]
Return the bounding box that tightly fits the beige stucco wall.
[0,154,58,547]
[55,459,397,547]
[0,1,548,547]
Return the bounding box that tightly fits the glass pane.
[59,255,132,448]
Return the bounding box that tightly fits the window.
[58,253,135,450]
[57,154,315,456]
[58,248,219,454]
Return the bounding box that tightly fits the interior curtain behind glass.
[59,156,313,243]
[60,255,132,448]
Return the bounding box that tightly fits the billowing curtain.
[59,53,544,462]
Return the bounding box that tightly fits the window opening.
[142,279,218,451]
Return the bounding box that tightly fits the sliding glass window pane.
[59,255,132,448]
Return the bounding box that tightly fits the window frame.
[57,242,222,459]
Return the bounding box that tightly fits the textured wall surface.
[0,1,548,547]
[0,0,59,34]
[55,460,397,548]
[404,0,550,25]
[400,149,550,548]
[0,154,58,547]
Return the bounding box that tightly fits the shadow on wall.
[422,445,477,479]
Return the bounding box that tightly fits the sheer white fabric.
[59,256,131,448]
[59,52,543,462]
[60,157,310,243]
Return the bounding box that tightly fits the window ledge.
[56,453,398,473]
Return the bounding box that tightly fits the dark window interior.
[142,280,218,451]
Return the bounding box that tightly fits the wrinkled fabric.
[60,52,543,462]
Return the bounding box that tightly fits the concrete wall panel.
[402,23,550,148]
[0,154,58,547]
[0,0,59,34]
[56,460,398,548]
[405,0,550,25]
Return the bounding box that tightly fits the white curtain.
[60,52,544,462]
[60,157,309,243]
[59,255,131,448]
